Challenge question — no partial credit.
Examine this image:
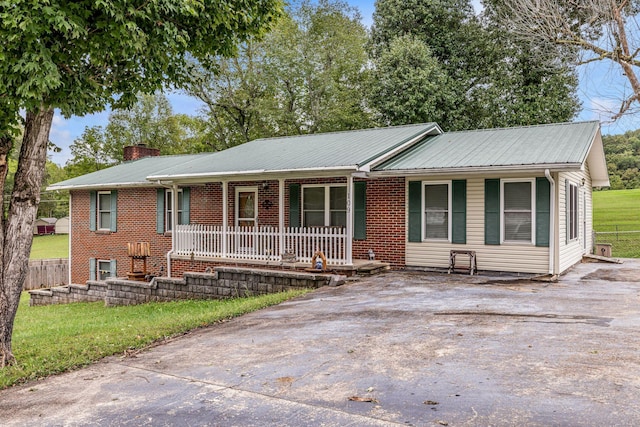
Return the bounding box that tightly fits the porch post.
[222,180,228,258]
[279,178,285,260]
[346,174,353,265]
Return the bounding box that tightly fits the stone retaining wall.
[29,267,343,307]
[29,281,108,306]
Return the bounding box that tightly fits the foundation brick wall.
[29,267,337,307]
[70,177,407,282]
[71,188,172,284]
[353,177,406,267]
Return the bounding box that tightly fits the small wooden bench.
[448,250,477,275]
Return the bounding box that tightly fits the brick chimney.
[123,144,161,161]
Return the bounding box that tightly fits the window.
[423,182,450,240]
[302,185,346,227]
[502,180,535,243]
[97,191,112,230]
[165,189,183,232]
[568,181,578,241]
[97,260,112,281]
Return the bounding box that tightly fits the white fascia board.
[368,163,584,178]
[584,128,610,187]
[46,182,158,191]
[357,124,442,173]
[146,166,357,183]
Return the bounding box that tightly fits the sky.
[47,0,639,166]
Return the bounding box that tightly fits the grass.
[593,189,640,258]
[0,290,309,389]
[30,234,69,260]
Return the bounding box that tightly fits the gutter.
[147,165,357,182]
[545,169,556,276]
[368,163,584,178]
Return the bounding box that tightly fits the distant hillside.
[602,130,640,189]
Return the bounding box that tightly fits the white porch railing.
[174,225,348,265]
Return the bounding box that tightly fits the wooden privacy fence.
[24,258,68,290]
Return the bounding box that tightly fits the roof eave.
[146,165,359,183]
[358,124,442,172]
[368,163,585,177]
[46,182,159,191]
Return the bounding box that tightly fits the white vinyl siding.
[406,176,549,274]
[558,168,592,273]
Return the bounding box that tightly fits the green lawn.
[593,189,640,258]
[30,234,69,259]
[1,290,308,389]
[593,188,640,231]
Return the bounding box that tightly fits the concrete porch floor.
[173,256,390,277]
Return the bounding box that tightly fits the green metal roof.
[147,123,440,180]
[375,121,600,172]
[47,153,205,190]
[48,121,609,190]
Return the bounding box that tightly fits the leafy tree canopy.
[0,0,283,367]
[368,0,580,130]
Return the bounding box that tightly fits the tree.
[105,92,198,160]
[263,0,373,134]
[367,35,453,126]
[0,0,281,367]
[489,0,640,120]
[185,0,373,142]
[65,126,115,178]
[368,0,580,130]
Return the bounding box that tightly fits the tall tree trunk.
[0,107,53,367]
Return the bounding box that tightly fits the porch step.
[355,262,390,276]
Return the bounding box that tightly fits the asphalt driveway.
[1,259,640,426]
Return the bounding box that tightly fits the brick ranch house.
[48,121,609,284]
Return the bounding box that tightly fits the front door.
[236,187,258,252]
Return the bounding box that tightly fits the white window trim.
[500,178,536,245]
[301,184,347,227]
[422,180,452,242]
[97,259,111,281]
[165,189,183,232]
[568,181,579,242]
[235,186,258,227]
[97,191,111,230]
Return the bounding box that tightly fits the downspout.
[545,169,555,276]
[155,180,174,278]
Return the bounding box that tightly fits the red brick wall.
[353,177,406,267]
[70,177,407,282]
[70,188,172,283]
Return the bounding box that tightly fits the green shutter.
[89,258,96,281]
[156,189,165,233]
[289,183,300,227]
[181,187,190,225]
[408,181,422,242]
[110,259,117,278]
[452,180,467,244]
[354,181,366,240]
[485,179,500,245]
[89,191,96,231]
[110,190,117,232]
[536,177,550,247]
